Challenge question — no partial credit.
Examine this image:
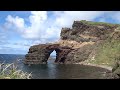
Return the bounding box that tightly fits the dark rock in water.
[24,44,73,64]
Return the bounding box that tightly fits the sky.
[0,11,120,54]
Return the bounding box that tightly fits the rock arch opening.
[47,50,57,64]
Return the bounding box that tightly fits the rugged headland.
[24,20,120,79]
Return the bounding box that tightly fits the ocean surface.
[0,54,110,79]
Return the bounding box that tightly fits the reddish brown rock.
[24,44,73,64]
[64,44,95,64]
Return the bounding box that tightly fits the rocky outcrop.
[105,60,120,79]
[112,62,120,78]
[64,44,95,64]
[24,20,120,65]
[24,44,73,64]
[61,21,118,42]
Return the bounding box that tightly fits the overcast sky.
[0,11,120,54]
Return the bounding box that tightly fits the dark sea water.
[0,54,110,79]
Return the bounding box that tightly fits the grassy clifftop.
[80,20,120,27]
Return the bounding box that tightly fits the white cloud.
[5,11,48,40]
[24,11,47,39]
[4,11,106,45]
[4,11,120,54]
[55,11,105,27]
[5,15,25,32]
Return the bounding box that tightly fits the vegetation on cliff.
[24,20,120,78]
[25,20,120,65]
[85,31,120,68]
[0,63,31,79]
[91,39,120,67]
[80,20,120,27]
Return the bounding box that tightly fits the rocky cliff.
[61,20,118,42]
[24,20,120,65]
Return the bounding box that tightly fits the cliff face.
[61,21,118,42]
[24,20,120,65]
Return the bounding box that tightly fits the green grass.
[0,63,32,79]
[80,20,120,27]
[90,38,120,67]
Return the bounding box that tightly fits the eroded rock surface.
[24,44,73,64]
[24,20,119,65]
